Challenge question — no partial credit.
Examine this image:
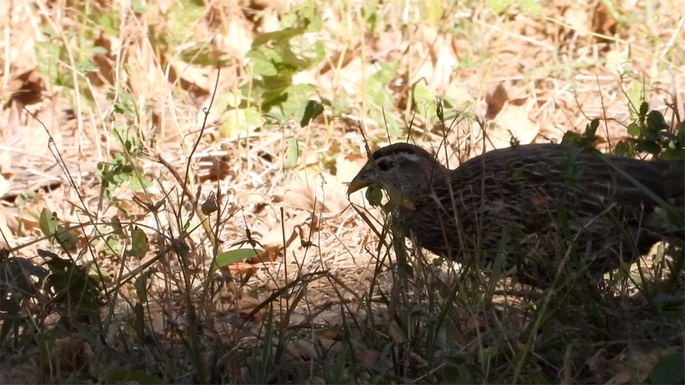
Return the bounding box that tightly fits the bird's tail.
[659,158,684,244]
[663,159,684,205]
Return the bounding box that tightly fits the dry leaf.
[7,68,44,106]
[54,334,95,374]
[0,205,17,247]
[0,173,10,198]
[355,348,380,367]
[592,1,617,39]
[388,320,407,344]
[411,28,459,92]
[485,83,509,119]
[0,355,40,385]
[563,4,590,35]
[336,152,367,186]
[281,173,349,214]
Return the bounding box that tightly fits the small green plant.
[561,118,602,154]
[0,250,49,345]
[221,1,325,137]
[619,101,685,160]
[97,125,152,200]
[34,2,121,103]
[486,0,542,18]
[0,247,104,345]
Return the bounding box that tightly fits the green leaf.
[178,44,232,66]
[365,186,383,206]
[520,0,542,17]
[361,0,380,35]
[659,131,680,145]
[254,69,293,103]
[127,227,149,258]
[487,0,515,15]
[167,0,205,45]
[284,34,325,70]
[78,59,98,73]
[215,91,242,111]
[299,99,324,127]
[280,1,323,32]
[247,49,280,77]
[648,353,685,384]
[97,13,120,36]
[365,61,398,111]
[125,174,153,192]
[44,258,102,316]
[365,62,402,134]
[134,269,156,303]
[35,40,66,86]
[586,119,599,137]
[98,236,121,256]
[219,107,262,138]
[412,82,434,113]
[131,0,148,14]
[374,61,398,81]
[14,192,35,209]
[39,208,59,238]
[112,91,136,115]
[111,216,126,237]
[423,0,444,27]
[285,137,300,169]
[626,80,645,118]
[646,110,668,132]
[253,27,305,47]
[635,139,662,155]
[639,100,649,117]
[612,141,635,157]
[279,83,316,117]
[216,248,264,267]
[369,109,403,136]
[55,227,78,253]
[627,122,640,136]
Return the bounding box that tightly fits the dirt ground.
[0,0,683,383]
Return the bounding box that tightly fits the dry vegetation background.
[0,0,684,383]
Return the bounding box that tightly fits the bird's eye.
[377,159,394,171]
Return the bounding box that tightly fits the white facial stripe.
[375,152,424,167]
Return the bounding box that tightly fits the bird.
[347,142,684,287]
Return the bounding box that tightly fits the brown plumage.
[348,143,684,287]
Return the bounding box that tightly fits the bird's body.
[348,143,684,287]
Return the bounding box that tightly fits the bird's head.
[347,143,446,209]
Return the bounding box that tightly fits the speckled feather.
[349,143,684,286]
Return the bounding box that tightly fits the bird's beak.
[346,164,416,210]
[347,168,371,195]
